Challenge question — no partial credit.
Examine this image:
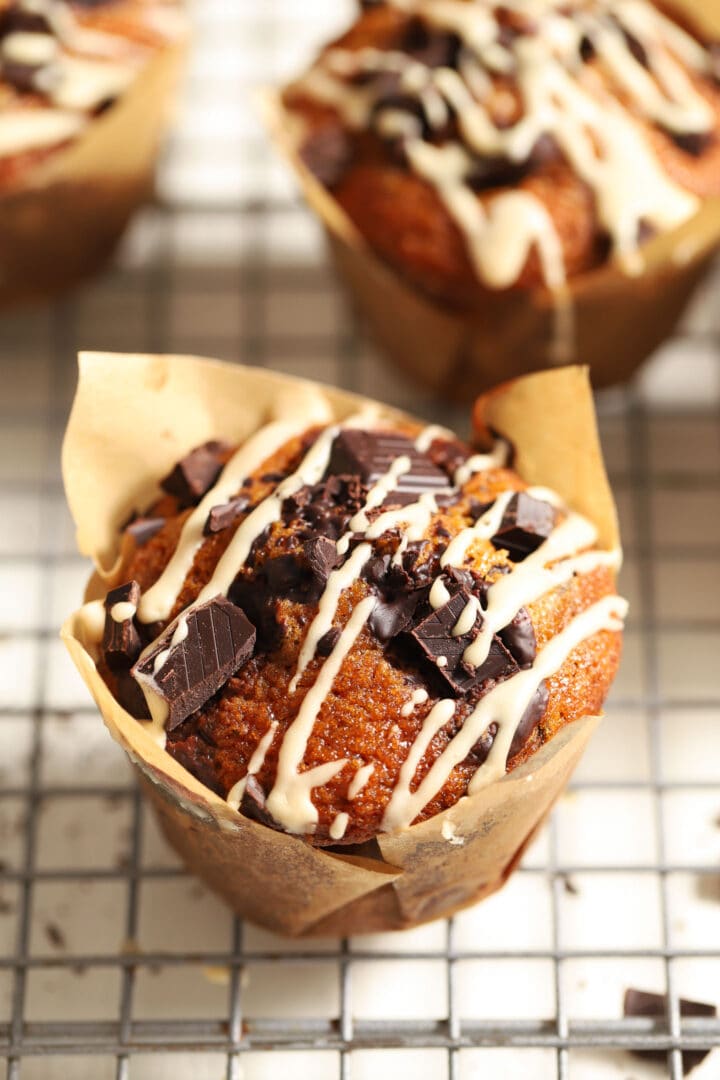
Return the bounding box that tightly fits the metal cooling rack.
[1,1,720,1078]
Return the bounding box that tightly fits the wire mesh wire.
[1,1,720,1078]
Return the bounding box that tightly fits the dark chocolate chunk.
[623,988,717,1075]
[103,581,142,671]
[579,33,595,62]
[229,575,282,652]
[304,535,340,588]
[239,775,282,830]
[402,17,461,69]
[408,588,518,695]
[667,128,713,156]
[326,429,454,506]
[491,492,557,561]
[471,721,498,766]
[508,680,549,759]
[114,669,151,720]
[300,125,353,189]
[263,554,307,598]
[316,627,341,656]
[126,515,165,546]
[0,4,52,36]
[368,594,420,643]
[282,475,366,541]
[204,495,249,536]
[467,134,558,192]
[499,606,537,667]
[468,498,493,523]
[621,27,649,67]
[160,440,228,507]
[132,598,256,732]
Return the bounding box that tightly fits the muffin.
[268,0,720,397]
[63,353,626,934]
[0,0,187,307]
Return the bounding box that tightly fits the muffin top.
[283,0,720,305]
[0,0,184,187]
[86,414,627,846]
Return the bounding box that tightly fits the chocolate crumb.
[44,921,66,949]
[317,627,341,656]
[204,495,249,536]
[126,516,165,546]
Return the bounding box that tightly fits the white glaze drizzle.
[296,0,711,288]
[452,594,480,636]
[225,720,279,811]
[401,687,429,717]
[110,601,136,623]
[453,440,509,485]
[137,419,305,624]
[329,812,350,840]
[265,594,377,834]
[348,762,375,799]
[381,594,627,830]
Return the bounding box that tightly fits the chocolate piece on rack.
[160,441,229,507]
[623,988,717,1075]
[103,581,142,670]
[132,598,256,732]
[408,588,517,695]
[499,606,537,667]
[326,430,454,506]
[508,681,549,758]
[491,492,557,561]
[204,495,249,536]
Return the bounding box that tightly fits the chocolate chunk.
[304,535,340,588]
[467,135,558,191]
[204,495,249,536]
[471,721,498,766]
[402,17,461,69]
[621,27,649,67]
[508,681,549,759]
[491,492,557,561]
[114,669,151,720]
[283,475,366,541]
[408,588,517,695]
[160,441,228,507]
[229,575,282,652]
[103,581,142,671]
[239,776,281,830]
[667,129,713,156]
[0,4,52,36]
[316,627,341,656]
[498,606,536,667]
[369,594,420,643]
[468,498,493,523]
[579,33,595,62]
[327,430,454,506]
[132,598,256,732]
[263,554,306,598]
[300,125,353,188]
[623,988,717,1075]
[126,516,165,546]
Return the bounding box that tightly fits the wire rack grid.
[1,1,720,1078]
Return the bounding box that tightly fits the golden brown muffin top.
[0,0,183,185]
[283,0,720,299]
[93,415,627,844]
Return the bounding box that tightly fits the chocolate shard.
[132,598,256,732]
[498,606,537,667]
[369,594,420,643]
[204,495,249,536]
[114,669,151,720]
[126,516,165,547]
[229,575,283,652]
[667,129,713,156]
[491,492,557,561]
[316,627,341,657]
[471,721,498,766]
[304,535,340,588]
[623,988,717,1075]
[240,775,284,831]
[408,588,518,695]
[508,680,549,759]
[326,429,454,507]
[103,581,142,671]
[160,440,229,507]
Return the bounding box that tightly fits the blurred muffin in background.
[271,0,720,397]
[0,0,187,307]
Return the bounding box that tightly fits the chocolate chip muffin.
[92,415,626,847]
[283,0,720,306]
[0,0,183,185]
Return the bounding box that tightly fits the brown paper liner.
[61,353,618,936]
[0,30,187,310]
[261,20,720,401]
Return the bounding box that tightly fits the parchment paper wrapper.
[61,354,618,936]
[0,28,187,309]
[262,2,720,403]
